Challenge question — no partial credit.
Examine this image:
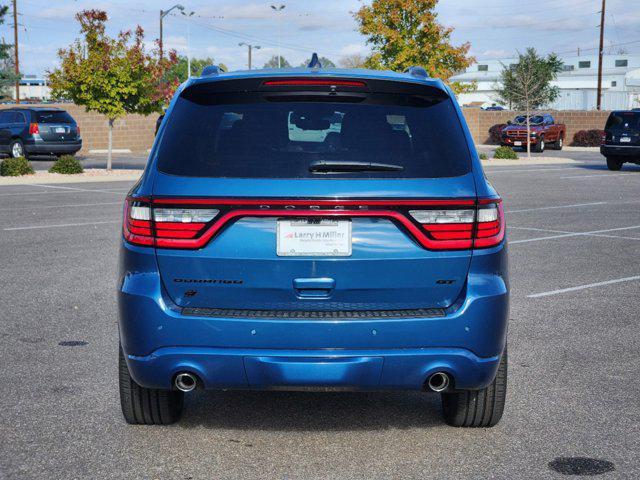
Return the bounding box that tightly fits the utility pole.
[239,42,260,69]
[159,9,163,60]
[12,0,19,103]
[596,0,606,110]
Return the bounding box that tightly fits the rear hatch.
[149,76,478,312]
[34,110,79,142]
[605,111,640,146]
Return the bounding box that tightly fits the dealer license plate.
[277,219,352,256]
[513,141,522,146]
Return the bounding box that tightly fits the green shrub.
[0,156,35,176]
[478,152,488,160]
[493,146,519,160]
[49,155,83,174]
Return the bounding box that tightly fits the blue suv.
[118,63,509,427]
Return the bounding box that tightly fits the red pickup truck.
[500,114,566,152]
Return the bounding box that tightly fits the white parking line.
[506,202,606,213]
[0,202,121,212]
[510,225,640,244]
[560,173,635,179]
[509,225,640,241]
[528,275,640,298]
[30,184,128,194]
[3,221,119,231]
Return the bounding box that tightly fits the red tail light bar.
[123,197,504,251]
[262,79,367,88]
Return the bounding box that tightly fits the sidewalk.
[0,169,141,185]
[480,156,581,166]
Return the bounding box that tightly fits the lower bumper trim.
[182,306,446,319]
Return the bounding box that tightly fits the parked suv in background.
[501,113,565,152]
[0,107,82,158]
[601,110,640,170]
[118,63,509,428]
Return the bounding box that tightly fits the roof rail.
[404,66,428,78]
[201,65,225,77]
[307,53,322,69]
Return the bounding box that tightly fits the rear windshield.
[36,111,74,123]
[605,112,640,130]
[157,88,471,178]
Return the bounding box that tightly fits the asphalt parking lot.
[1,156,639,479]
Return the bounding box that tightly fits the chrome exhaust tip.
[174,372,198,392]
[427,372,450,392]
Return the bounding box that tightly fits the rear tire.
[119,344,183,425]
[554,136,564,150]
[606,156,623,171]
[440,346,507,428]
[10,139,27,158]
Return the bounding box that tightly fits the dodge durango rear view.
[118,62,509,428]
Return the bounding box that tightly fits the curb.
[477,144,599,152]
[481,157,581,166]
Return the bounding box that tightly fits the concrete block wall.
[462,109,612,145]
[2,104,614,152]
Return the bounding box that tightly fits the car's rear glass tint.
[605,112,640,130]
[36,111,74,123]
[157,86,471,179]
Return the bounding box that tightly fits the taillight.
[410,198,504,249]
[76,125,80,135]
[29,123,39,135]
[123,197,219,247]
[473,200,504,248]
[123,197,504,250]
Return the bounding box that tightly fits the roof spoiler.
[201,65,226,77]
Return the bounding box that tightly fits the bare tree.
[338,53,366,69]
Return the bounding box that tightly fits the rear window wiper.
[309,161,404,173]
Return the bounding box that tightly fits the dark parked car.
[0,107,82,158]
[601,110,640,170]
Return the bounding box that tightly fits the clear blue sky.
[6,0,640,76]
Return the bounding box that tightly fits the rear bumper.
[601,144,640,157]
[118,242,509,391]
[126,346,501,391]
[25,140,82,155]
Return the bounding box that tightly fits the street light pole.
[182,10,195,78]
[239,42,261,69]
[270,4,285,68]
[159,4,185,60]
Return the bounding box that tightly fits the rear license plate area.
[277,219,352,257]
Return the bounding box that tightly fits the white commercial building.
[10,76,52,101]
[451,54,640,110]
